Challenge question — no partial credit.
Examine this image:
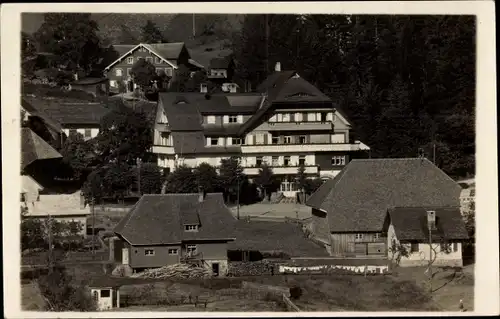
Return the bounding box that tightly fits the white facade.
[63,128,100,141]
[152,92,369,196]
[91,287,120,311]
[387,224,464,267]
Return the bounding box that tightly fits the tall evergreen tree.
[141,20,166,43]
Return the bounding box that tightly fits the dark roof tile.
[113,193,236,245]
[21,128,62,170]
[388,206,469,241]
[306,158,462,232]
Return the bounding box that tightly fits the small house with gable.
[113,191,236,276]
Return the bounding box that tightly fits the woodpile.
[228,261,277,277]
[131,264,212,279]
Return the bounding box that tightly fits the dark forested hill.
[233,15,475,178]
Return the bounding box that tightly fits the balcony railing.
[155,123,170,132]
[151,145,175,154]
[243,165,319,175]
[263,121,334,131]
[241,143,363,154]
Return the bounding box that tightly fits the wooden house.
[306,158,463,257]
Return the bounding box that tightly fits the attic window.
[185,225,199,232]
[355,233,364,240]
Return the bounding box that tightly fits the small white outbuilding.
[88,277,121,311]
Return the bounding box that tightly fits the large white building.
[152,63,370,196]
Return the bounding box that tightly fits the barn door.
[354,243,367,256]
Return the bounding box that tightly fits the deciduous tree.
[254,163,277,201]
[33,13,101,73]
[130,58,157,91]
[218,157,244,200]
[59,132,96,181]
[95,106,153,164]
[134,162,163,195]
[163,165,198,193]
[194,162,219,193]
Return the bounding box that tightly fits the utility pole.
[47,215,53,273]
[91,193,95,257]
[265,14,269,76]
[136,157,142,196]
[433,143,436,164]
[427,210,436,294]
[192,14,196,38]
[236,173,240,220]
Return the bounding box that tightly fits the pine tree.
[141,20,166,43]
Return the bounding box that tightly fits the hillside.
[22,13,242,47]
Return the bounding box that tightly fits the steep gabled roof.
[306,158,462,232]
[105,42,187,71]
[209,54,233,69]
[23,97,111,126]
[21,98,63,133]
[21,128,62,170]
[113,193,236,245]
[388,206,468,241]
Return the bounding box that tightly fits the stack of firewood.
[131,264,212,279]
[228,261,276,277]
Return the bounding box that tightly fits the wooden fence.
[282,294,301,312]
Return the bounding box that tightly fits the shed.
[88,276,121,311]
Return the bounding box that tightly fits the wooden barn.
[305,158,463,257]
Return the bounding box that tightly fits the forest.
[233,15,475,178]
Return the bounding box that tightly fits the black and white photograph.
[1,1,498,317]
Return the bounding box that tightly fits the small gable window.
[127,57,134,64]
[355,233,363,240]
[185,225,199,232]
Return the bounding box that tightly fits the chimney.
[80,192,85,209]
[275,62,281,72]
[427,210,436,230]
[198,186,205,202]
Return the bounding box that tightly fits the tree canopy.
[141,20,167,43]
[95,106,153,164]
[59,132,96,181]
[130,58,158,90]
[33,13,101,73]
[163,165,198,193]
[218,157,244,196]
[194,162,220,193]
[254,163,278,200]
[233,15,475,178]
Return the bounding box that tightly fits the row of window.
[115,67,173,77]
[203,115,244,125]
[144,244,198,257]
[68,129,92,138]
[269,112,335,123]
[204,134,345,146]
[407,242,459,253]
[254,155,345,167]
[126,55,164,65]
[354,233,382,240]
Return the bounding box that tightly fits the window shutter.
[327,112,333,121]
[237,115,243,123]
[277,114,283,122]
[223,115,229,124]
[227,137,232,146]
[206,137,211,146]
[295,113,301,122]
[316,113,321,121]
[218,137,225,146]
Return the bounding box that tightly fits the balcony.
[243,165,318,176]
[155,123,170,132]
[151,145,175,154]
[262,121,333,131]
[241,143,363,154]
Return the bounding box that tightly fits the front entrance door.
[112,290,118,308]
[122,248,129,265]
[127,80,134,92]
[212,263,220,277]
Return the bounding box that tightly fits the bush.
[37,266,97,311]
[289,286,303,300]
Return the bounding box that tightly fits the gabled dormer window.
[185,225,199,232]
